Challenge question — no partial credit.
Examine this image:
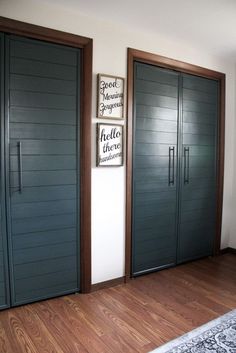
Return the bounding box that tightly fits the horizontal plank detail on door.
[13,255,77,279]
[12,228,76,249]
[10,91,76,110]
[10,74,76,95]
[11,185,76,203]
[135,130,177,144]
[9,37,78,64]
[10,155,76,171]
[11,199,77,219]
[10,140,76,155]
[10,170,76,187]
[11,214,76,235]
[10,123,76,140]
[14,270,77,295]
[13,242,76,265]
[136,105,178,121]
[10,107,76,125]
[11,57,77,80]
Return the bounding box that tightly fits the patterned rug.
[149,309,236,353]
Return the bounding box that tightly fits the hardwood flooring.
[0,254,235,353]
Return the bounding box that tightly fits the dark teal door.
[0,33,10,309]
[132,62,218,275]
[5,35,80,305]
[132,62,179,275]
[177,74,218,262]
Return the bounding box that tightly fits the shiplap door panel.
[132,62,219,276]
[177,74,218,262]
[6,35,80,305]
[0,33,10,309]
[132,63,179,275]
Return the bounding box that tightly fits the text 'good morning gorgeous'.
[99,78,123,116]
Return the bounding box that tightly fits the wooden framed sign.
[97,74,124,119]
[96,123,123,166]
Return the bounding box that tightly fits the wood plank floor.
[0,254,235,353]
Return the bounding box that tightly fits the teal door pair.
[132,62,218,275]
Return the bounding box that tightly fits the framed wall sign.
[97,74,124,119]
[96,123,124,166]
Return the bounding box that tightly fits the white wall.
[1,0,235,283]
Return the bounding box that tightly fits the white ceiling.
[42,0,236,59]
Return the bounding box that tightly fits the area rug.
[149,309,236,353]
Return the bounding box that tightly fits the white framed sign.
[97,74,124,119]
[96,123,123,167]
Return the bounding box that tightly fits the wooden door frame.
[125,48,225,281]
[0,16,92,293]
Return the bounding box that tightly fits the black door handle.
[168,146,175,186]
[184,146,190,184]
[17,141,23,193]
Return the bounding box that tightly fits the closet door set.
[0,18,224,310]
[126,50,225,278]
[0,17,92,310]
